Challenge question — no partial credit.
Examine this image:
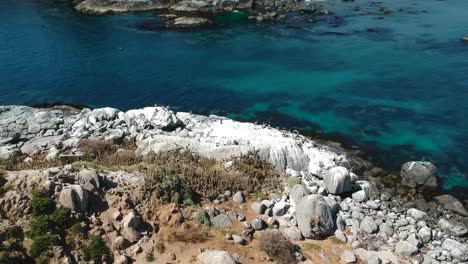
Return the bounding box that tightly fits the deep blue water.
[0,0,467,190]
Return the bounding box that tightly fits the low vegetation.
[137,150,283,202]
[259,231,298,264]
[82,235,108,263]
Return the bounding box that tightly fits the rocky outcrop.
[400,161,437,188]
[75,0,171,14]
[0,105,354,180]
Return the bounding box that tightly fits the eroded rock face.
[400,161,437,188]
[296,194,335,239]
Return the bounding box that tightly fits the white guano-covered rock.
[197,250,236,264]
[124,106,182,131]
[323,166,352,194]
[296,194,335,238]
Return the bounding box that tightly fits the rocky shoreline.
[1,105,468,264]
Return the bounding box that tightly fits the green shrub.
[194,209,211,227]
[66,223,85,246]
[25,216,50,238]
[29,234,58,259]
[259,231,297,264]
[255,191,268,200]
[287,177,302,187]
[30,190,53,216]
[155,242,165,254]
[144,168,195,205]
[83,235,108,263]
[1,226,21,241]
[50,208,70,229]
[145,252,155,262]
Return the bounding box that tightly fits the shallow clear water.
[0,0,467,190]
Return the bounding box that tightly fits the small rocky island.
[0,105,467,264]
[73,0,324,27]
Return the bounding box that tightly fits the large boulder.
[197,250,236,264]
[438,219,468,237]
[78,169,100,192]
[323,166,352,194]
[434,194,468,216]
[395,241,418,256]
[407,208,427,221]
[360,216,378,234]
[296,194,335,239]
[442,238,468,261]
[211,214,232,228]
[400,161,437,188]
[58,185,89,212]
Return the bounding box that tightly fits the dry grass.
[79,139,114,160]
[165,223,211,244]
[0,154,62,171]
[259,231,298,264]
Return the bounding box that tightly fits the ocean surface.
[0,0,467,191]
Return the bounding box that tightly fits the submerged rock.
[167,17,211,28]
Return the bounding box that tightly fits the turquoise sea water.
[0,0,467,191]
